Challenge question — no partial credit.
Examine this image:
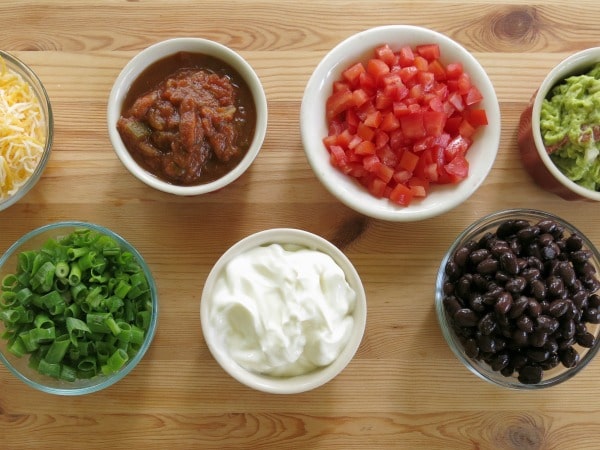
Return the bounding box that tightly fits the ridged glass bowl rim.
[0,221,158,395]
[435,208,600,389]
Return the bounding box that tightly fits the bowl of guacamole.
[518,47,600,201]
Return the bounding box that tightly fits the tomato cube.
[367,58,391,81]
[342,62,366,86]
[398,46,415,67]
[400,113,426,139]
[399,150,419,172]
[423,111,447,137]
[389,183,414,206]
[375,44,396,67]
[416,43,441,62]
[326,89,354,121]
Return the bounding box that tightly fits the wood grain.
[1,1,600,449]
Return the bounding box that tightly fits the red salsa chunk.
[117,52,256,186]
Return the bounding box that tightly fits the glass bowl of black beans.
[435,209,600,389]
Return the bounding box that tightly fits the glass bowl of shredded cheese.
[0,51,53,212]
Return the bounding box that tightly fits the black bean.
[522,267,541,283]
[518,365,543,384]
[509,296,529,319]
[576,331,596,348]
[559,347,580,368]
[478,313,497,335]
[516,315,534,333]
[537,315,559,334]
[499,252,519,275]
[538,219,557,234]
[561,320,576,339]
[539,354,560,370]
[494,292,513,315]
[584,307,600,324]
[517,226,540,243]
[538,233,554,247]
[453,245,471,267]
[557,261,577,287]
[572,290,588,309]
[477,258,499,275]
[462,338,479,358]
[571,249,593,264]
[512,329,529,347]
[548,299,569,318]
[470,248,490,265]
[527,348,550,362]
[527,298,543,318]
[505,276,526,294]
[490,353,510,371]
[445,259,461,280]
[478,334,496,353]
[589,294,600,309]
[547,276,565,299]
[454,308,479,327]
[443,296,463,316]
[469,294,486,313]
[529,280,546,301]
[566,234,584,252]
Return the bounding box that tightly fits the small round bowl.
[0,51,53,211]
[300,25,501,221]
[0,221,158,395]
[200,228,366,394]
[518,47,600,201]
[107,37,268,195]
[435,209,600,389]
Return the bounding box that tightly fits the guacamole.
[540,62,600,190]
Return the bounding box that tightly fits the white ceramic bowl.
[518,47,600,201]
[200,228,367,394]
[107,38,268,195]
[301,25,501,221]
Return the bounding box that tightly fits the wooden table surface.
[2,1,600,449]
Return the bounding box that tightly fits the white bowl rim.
[107,37,268,196]
[530,46,600,201]
[200,228,367,394]
[300,25,501,221]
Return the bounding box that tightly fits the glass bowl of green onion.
[0,221,158,395]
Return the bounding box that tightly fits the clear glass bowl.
[0,50,53,212]
[435,209,600,389]
[0,222,158,395]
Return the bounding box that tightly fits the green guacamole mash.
[540,62,600,190]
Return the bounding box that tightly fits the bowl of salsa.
[107,38,268,195]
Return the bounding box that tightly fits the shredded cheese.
[0,56,46,200]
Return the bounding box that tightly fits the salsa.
[117,52,256,186]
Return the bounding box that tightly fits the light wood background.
[1,1,600,449]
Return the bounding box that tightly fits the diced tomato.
[326,89,354,121]
[379,112,400,132]
[465,86,484,106]
[444,155,469,181]
[445,62,463,79]
[375,44,396,67]
[399,150,419,172]
[355,140,376,156]
[352,88,370,107]
[389,183,414,206]
[367,58,391,81]
[423,111,447,137]
[400,113,426,139]
[343,62,366,86]
[323,42,487,207]
[465,108,488,127]
[416,43,441,62]
[398,46,415,67]
[458,119,476,138]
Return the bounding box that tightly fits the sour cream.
[209,243,356,377]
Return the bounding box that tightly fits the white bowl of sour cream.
[200,228,366,394]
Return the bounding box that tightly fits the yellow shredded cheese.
[0,56,45,200]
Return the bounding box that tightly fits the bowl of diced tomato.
[300,25,501,221]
